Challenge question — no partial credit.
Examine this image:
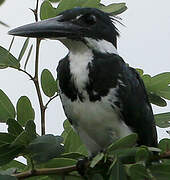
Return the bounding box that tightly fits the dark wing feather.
[119,64,158,147]
[88,52,157,147]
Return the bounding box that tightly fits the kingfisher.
[9,7,157,156]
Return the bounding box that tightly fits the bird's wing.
[118,63,157,147]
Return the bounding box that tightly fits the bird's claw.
[76,157,90,176]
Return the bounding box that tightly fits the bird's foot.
[76,157,90,176]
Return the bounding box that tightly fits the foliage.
[0,0,170,179]
[0,0,8,27]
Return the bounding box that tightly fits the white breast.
[68,43,93,92]
[60,88,132,155]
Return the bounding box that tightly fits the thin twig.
[18,68,34,80]
[32,0,39,22]
[13,165,77,179]
[33,38,46,135]
[159,151,170,159]
[45,94,59,108]
[19,39,46,136]
[31,0,47,135]
[8,36,15,51]
[28,0,47,135]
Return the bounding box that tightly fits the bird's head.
[9,8,119,53]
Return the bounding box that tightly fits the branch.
[18,69,34,80]
[33,38,46,136]
[13,165,77,179]
[160,151,170,159]
[30,0,39,22]
[31,0,46,136]
[45,94,59,108]
[147,150,170,163]
[19,42,45,136]
[35,0,39,22]
[18,40,45,136]
[12,151,170,179]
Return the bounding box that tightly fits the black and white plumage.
[9,7,157,155]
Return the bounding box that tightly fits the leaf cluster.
[136,69,170,128]
[40,0,127,20]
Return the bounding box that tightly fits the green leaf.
[0,175,17,180]
[149,72,170,91]
[136,68,144,76]
[112,148,138,164]
[11,120,36,147]
[155,112,170,128]
[27,176,49,180]
[0,0,5,6]
[6,119,24,137]
[64,128,87,155]
[40,0,57,20]
[49,0,60,2]
[82,0,100,8]
[61,152,85,160]
[147,147,161,153]
[0,144,24,166]
[48,175,83,180]
[0,90,16,123]
[91,174,104,180]
[107,133,138,153]
[156,86,170,100]
[0,160,26,171]
[61,120,72,141]
[149,164,170,180]
[109,160,127,180]
[99,3,127,16]
[76,144,88,156]
[158,138,170,153]
[129,164,150,180]
[24,44,33,70]
[41,69,58,97]
[16,96,35,126]
[18,38,29,62]
[41,158,76,168]
[148,92,167,107]
[28,135,64,163]
[90,153,104,168]
[142,74,152,88]
[0,168,17,175]
[56,0,86,15]
[135,148,149,162]
[25,120,37,141]
[0,133,15,146]
[63,119,72,133]
[11,131,31,147]
[144,72,170,103]
[0,46,20,69]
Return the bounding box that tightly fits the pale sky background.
[0,0,170,141]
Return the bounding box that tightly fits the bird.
[9,7,157,156]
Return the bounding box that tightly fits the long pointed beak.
[8,16,83,39]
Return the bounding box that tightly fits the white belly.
[60,92,132,155]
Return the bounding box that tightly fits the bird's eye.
[82,14,97,25]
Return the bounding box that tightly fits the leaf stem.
[33,38,46,135]
[18,69,34,80]
[45,94,59,108]
[13,165,77,179]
